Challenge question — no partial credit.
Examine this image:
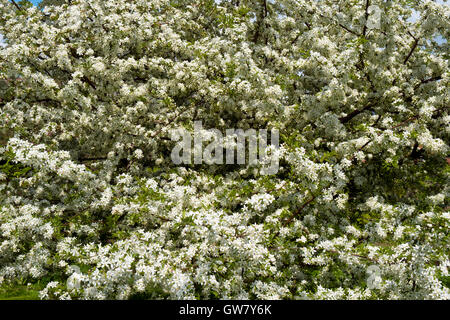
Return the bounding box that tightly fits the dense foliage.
[0,0,449,299]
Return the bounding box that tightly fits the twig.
[150,106,191,138]
[282,193,317,227]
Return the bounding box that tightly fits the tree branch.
[252,0,268,43]
[404,37,419,64]
[339,101,375,124]
[420,75,442,85]
[11,0,22,11]
[79,156,107,162]
[283,194,316,227]
[318,13,360,36]
[338,23,360,36]
[362,0,371,37]
[82,76,97,90]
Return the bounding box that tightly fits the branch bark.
[11,0,22,11]
[339,101,375,124]
[404,38,419,64]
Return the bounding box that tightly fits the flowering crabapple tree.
[0,0,449,299]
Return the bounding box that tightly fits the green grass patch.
[0,283,42,300]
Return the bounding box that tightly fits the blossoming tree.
[0,0,448,299]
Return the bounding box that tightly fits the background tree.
[0,0,448,299]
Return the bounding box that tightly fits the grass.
[0,282,43,300]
